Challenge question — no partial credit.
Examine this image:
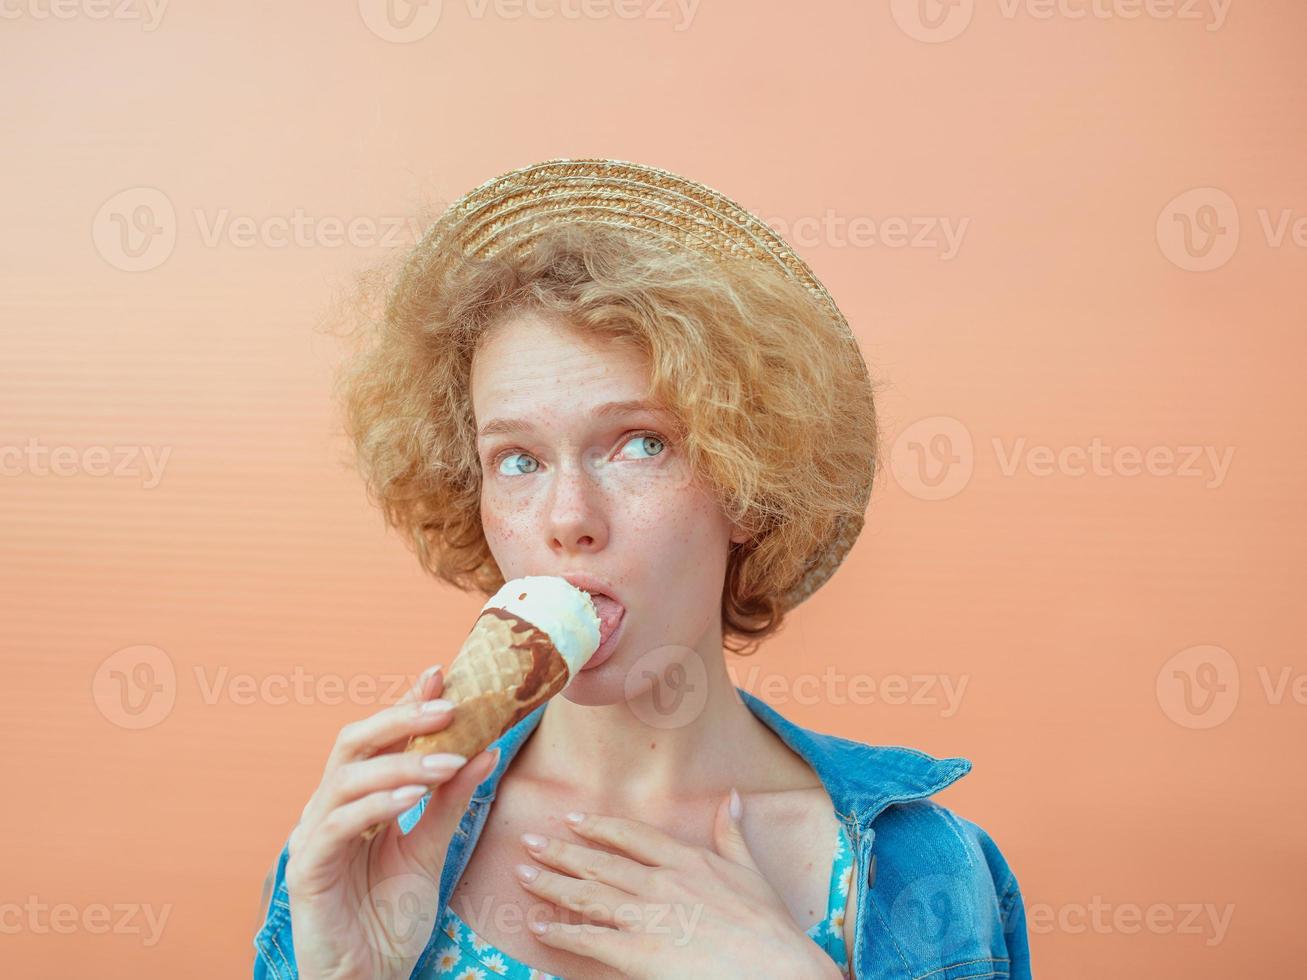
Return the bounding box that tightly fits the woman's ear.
[729,522,750,546]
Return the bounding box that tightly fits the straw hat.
[420,158,874,611]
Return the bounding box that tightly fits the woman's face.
[471,308,747,705]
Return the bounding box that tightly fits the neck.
[516,639,773,812]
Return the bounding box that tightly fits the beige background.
[2,1,1303,976]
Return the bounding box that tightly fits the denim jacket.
[254,686,1032,979]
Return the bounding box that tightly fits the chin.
[558,664,632,706]
[558,638,643,707]
[558,637,694,709]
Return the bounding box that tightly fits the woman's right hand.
[284,666,499,980]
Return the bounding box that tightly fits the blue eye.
[497,452,539,477]
[620,433,665,459]
[492,431,665,478]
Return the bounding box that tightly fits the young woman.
[253,160,1031,980]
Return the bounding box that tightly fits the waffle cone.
[360,608,573,840]
[408,608,572,759]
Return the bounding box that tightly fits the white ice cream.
[480,575,601,676]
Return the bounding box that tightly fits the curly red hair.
[327,221,881,655]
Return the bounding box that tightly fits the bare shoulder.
[738,710,859,962]
[739,781,847,939]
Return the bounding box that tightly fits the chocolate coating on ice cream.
[480,606,571,726]
[481,575,602,675]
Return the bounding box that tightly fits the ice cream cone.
[407,608,573,760]
[359,576,603,841]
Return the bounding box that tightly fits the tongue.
[589,594,624,643]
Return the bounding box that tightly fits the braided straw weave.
[416,158,873,611]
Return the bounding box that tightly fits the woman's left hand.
[512,789,843,980]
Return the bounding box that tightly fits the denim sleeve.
[865,802,1032,979]
[955,813,1033,980]
[252,837,298,980]
[998,869,1032,979]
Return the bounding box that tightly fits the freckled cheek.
[480,493,527,547]
[614,490,717,553]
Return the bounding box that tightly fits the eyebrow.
[477,400,670,439]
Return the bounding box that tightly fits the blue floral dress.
[423,820,854,979]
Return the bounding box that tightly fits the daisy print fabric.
[429,908,561,979]
[813,821,854,978]
[425,822,854,979]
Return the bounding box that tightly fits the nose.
[545,456,609,555]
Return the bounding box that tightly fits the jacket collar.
[472,686,971,828]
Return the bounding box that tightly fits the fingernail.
[565,811,584,826]
[421,698,454,714]
[422,753,467,772]
[515,863,539,882]
[521,832,547,850]
[529,919,548,935]
[729,787,742,821]
[393,784,426,801]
